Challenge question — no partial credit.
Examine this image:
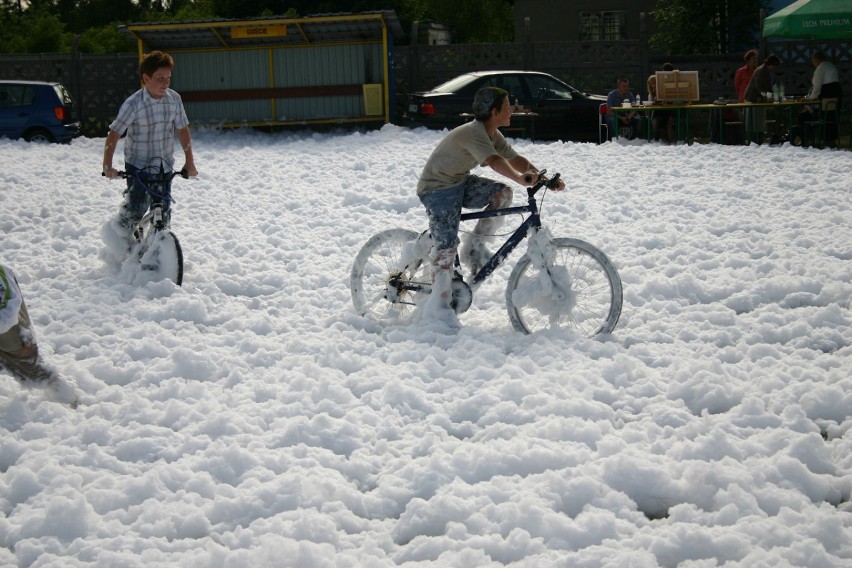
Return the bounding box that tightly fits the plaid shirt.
[109,87,190,171]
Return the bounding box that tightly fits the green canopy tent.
[762,0,852,39]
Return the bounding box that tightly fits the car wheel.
[25,129,55,143]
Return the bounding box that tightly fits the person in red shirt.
[734,49,758,102]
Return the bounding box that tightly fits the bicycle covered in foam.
[106,163,188,286]
[350,171,623,336]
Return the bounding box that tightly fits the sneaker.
[46,375,79,408]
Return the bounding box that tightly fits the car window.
[21,86,36,106]
[53,84,73,105]
[0,84,28,108]
[527,76,574,100]
[465,75,526,100]
[495,75,527,104]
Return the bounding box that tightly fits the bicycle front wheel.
[350,229,430,321]
[506,237,622,336]
[140,229,184,286]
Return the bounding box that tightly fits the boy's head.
[140,51,174,99]
[472,87,508,121]
[140,51,174,79]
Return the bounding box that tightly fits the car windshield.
[431,74,479,93]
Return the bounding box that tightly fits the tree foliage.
[0,0,515,53]
[650,0,769,55]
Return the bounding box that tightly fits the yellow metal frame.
[125,13,394,123]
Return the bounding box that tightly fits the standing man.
[102,50,198,262]
[416,86,563,327]
[735,49,759,103]
[605,78,642,140]
[744,54,781,143]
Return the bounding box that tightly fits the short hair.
[140,51,174,79]
[765,54,780,66]
[661,62,674,71]
[743,49,758,62]
[472,87,508,121]
[812,51,827,62]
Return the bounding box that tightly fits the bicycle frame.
[113,167,187,235]
[462,186,543,287]
[396,175,557,298]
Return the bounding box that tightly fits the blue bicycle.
[351,171,623,336]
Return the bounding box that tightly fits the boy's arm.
[102,130,122,178]
[177,127,198,176]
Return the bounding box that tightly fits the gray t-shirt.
[417,120,518,195]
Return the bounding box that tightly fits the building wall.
[514,0,657,42]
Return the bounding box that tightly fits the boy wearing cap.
[415,86,564,326]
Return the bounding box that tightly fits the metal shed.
[119,11,403,129]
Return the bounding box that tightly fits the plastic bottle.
[779,83,785,100]
[514,98,520,112]
[772,83,780,103]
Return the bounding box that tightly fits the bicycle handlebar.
[527,170,561,196]
[102,169,189,181]
[102,168,188,203]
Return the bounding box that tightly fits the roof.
[119,11,404,52]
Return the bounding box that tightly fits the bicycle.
[104,164,188,286]
[350,171,623,336]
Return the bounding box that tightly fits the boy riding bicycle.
[416,86,564,325]
[101,50,198,264]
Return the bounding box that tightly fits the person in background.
[804,51,841,102]
[735,49,759,103]
[743,54,780,143]
[799,51,842,145]
[415,86,564,328]
[647,74,673,143]
[0,263,78,406]
[605,78,642,140]
[101,50,198,264]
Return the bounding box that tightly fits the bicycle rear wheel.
[140,229,184,286]
[350,229,430,321]
[506,237,622,336]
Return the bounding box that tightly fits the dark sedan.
[402,70,606,143]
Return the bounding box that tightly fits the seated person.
[798,51,842,144]
[646,74,673,143]
[606,78,642,140]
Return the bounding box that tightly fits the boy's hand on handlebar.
[550,177,565,191]
[182,163,198,177]
[102,166,119,179]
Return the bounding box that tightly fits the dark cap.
[472,87,508,121]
